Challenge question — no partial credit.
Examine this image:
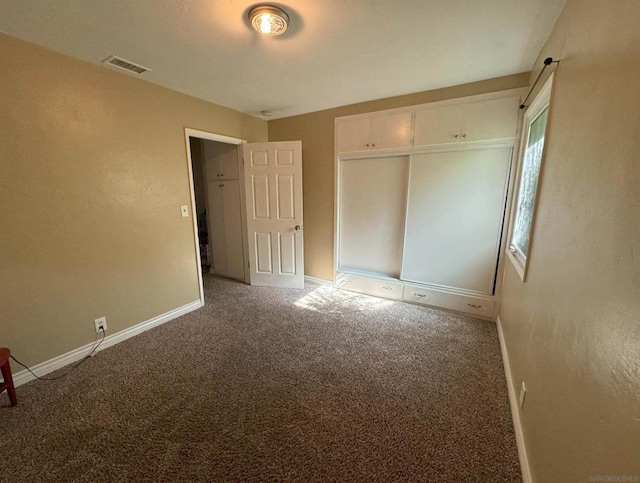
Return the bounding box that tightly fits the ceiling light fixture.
[249,5,289,36]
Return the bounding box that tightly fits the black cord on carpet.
[10,328,106,381]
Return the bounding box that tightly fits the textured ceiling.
[0,0,565,119]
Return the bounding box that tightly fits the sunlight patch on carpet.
[294,285,394,312]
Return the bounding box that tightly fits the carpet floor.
[1,275,521,482]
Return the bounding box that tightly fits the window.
[508,73,553,280]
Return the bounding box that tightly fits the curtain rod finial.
[544,57,554,65]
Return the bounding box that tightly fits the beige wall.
[268,73,530,280]
[0,34,267,367]
[499,1,640,481]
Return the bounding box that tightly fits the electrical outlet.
[519,381,527,409]
[94,316,107,334]
[180,205,189,217]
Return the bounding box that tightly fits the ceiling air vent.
[101,55,151,75]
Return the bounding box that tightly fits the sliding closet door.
[339,156,409,277]
[401,148,511,294]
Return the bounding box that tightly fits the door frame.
[183,128,247,304]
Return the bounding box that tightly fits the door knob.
[295,225,302,231]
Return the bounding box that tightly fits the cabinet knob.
[467,303,482,309]
[453,134,459,138]
[219,184,224,187]
[371,143,376,147]
[461,134,467,138]
[365,143,370,147]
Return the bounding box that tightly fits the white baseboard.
[13,300,203,388]
[304,275,333,286]
[496,315,533,483]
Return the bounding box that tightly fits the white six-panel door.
[243,141,304,288]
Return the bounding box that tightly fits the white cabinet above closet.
[203,141,239,179]
[413,97,519,147]
[460,97,519,143]
[336,111,412,153]
[336,95,520,155]
[412,105,463,146]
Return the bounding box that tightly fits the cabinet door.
[221,179,244,280]
[401,148,511,294]
[203,141,239,179]
[207,180,227,275]
[413,105,463,147]
[203,147,220,181]
[217,145,239,179]
[370,111,412,150]
[335,117,371,153]
[461,97,519,143]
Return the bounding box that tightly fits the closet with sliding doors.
[334,91,523,319]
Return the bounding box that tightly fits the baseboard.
[304,275,333,286]
[496,315,533,483]
[13,300,203,388]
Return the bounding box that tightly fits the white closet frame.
[333,88,527,320]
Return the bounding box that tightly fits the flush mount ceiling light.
[249,5,289,36]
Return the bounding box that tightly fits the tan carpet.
[1,275,521,482]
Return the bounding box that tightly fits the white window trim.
[507,73,554,281]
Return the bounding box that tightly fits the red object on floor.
[0,348,18,407]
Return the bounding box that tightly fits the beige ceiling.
[0,0,565,119]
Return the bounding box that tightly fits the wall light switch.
[519,381,527,409]
[181,205,189,217]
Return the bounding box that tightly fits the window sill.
[506,248,527,282]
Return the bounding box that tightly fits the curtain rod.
[519,57,560,109]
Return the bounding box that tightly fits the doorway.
[185,130,306,301]
[184,129,248,301]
